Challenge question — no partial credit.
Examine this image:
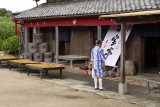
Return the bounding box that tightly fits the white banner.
[102,25,133,66]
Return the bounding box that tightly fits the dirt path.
[0,68,142,107]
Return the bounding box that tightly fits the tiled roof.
[15,0,160,20]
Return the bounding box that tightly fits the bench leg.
[0,61,1,68]
[19,65,22,73]
[40,69,43,79]
[70,60,73,68]
[85,60,88,66]
[60,69,62,77]
[27,68,30,76]
[46,70,48,75]
[9,62,11,70]
[147,82,150,93]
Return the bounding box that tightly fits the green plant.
[0,17,19,40]
[1,40,9,53]
[1,36,19,53]
[0,39,3,50]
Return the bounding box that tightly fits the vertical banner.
[102,25,133,66]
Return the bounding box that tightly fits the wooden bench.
[144,78,160,93]
[8,59,40,72]
[59,55,89,68]
[26,63,65,79]
[0,56,19,67]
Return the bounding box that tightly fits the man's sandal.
[94,88,99,90]
[99,88,106,91]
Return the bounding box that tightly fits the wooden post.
[37,27,40,33]
[24,27,29,53]
[97,26,102,40]
[120,23,126,84]
[55,26,59,64]
[19,25,22,56]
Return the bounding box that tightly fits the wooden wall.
[125,26,145,73]
[41,27,56,54]
[70,26,93,56]
[41,26,94,57]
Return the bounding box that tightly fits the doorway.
[145,37,160,73]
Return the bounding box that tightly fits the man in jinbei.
[91,40,106,90]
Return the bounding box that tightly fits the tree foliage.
[0,8,12,17]
[0,17,16,40]
[0,39,3,50]
[1,36,19,53]
[0,8,19,53]
[0,8,15,40]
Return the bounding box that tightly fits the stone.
[125,60,136,76]
[39,42,48,53]
[28,43,38,53]
[33,33,43,43]
[34,53,43,62]
[103,71,109,77]
[44,52,54,62]
[22,53,33,60]
[119,83,128,94]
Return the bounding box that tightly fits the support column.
[15,21,17,37]
[24,27,29,53]
[97,26,102,40]
[55,26,59,64]
[37,27,40,33]
[119,23,127,94]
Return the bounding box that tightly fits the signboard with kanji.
[102,25,133,66]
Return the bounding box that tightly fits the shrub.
[1,40,9,53]
[0,39,3,51]
[1,36,19,53]
[0,17,19,40]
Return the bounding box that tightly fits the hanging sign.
[102,25,133,66]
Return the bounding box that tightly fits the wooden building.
[14,0,160,73]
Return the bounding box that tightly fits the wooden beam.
[97,26,102,40]
[120,23,126,84]
[55,26,59,64]
[115,16,160,23]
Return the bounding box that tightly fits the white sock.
[99,78,103,89]
[94,78,98,88]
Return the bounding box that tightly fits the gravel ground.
[0,67,142,107]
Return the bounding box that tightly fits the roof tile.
[15,0,160,19]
